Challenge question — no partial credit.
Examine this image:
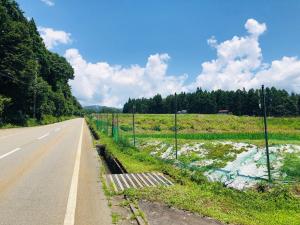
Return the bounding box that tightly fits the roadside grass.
[111,212,122,224]
[125,184,300,225]
[86,117,300,225]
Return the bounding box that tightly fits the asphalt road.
[0,118,112,225]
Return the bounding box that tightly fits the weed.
[111,212,121,224]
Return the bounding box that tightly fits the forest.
[0,0,82,125]
[123,87,300,116]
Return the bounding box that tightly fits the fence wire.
[92,107,300,188]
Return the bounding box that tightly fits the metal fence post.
[116,113,119,142]
[132,104,136,147]
[262,85,272,183]
[175,92,178,159]
[111,113,114,137]
[100,113,102,131]
[106,113,109,135]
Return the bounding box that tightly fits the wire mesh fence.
[91,87,300,189]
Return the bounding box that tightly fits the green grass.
[281,153,300,181]
[125,184,300,225]
[111,212,122,224]
[86,116,300,225]
[127,132,300,141]
[115,114,300,135]
[96,113,300,144]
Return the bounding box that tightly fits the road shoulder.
[75,121,112,225]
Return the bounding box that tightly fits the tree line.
[0,0,82,125]
[123,87,300,116]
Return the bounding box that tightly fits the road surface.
[0,118,112,225]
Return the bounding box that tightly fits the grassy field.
[94,114,300,145]
[86,116,300,225]
[115,114,300,134]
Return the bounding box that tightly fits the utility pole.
[174,92,178,159]
[262,85,272,183]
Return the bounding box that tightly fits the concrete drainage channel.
[96,144,173,225]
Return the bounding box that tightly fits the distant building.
[218,109,230,114]
[177,110,187,114]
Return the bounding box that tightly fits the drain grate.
[107,172,173,192]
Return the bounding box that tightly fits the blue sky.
[17,0,300,106]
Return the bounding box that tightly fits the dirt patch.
[139,200,223,225]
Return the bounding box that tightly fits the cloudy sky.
[18,0,300,107]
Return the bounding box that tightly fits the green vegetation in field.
[201,143,246,168]
[130,132,300,143]
[113,114,300,144]
[281,153,300,181]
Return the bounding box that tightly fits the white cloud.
[38,27,71,49]
[65,49,187,107]
[41,0,55,7]
[193,18,300,93]
[65,18,300,107]
[245,18,266,37]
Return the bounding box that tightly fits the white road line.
[37,132,49,140]
[63,120,84,225]
[0,148,21,160]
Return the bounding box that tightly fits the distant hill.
[83,105,122,113]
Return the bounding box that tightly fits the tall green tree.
[0,0,82,125]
